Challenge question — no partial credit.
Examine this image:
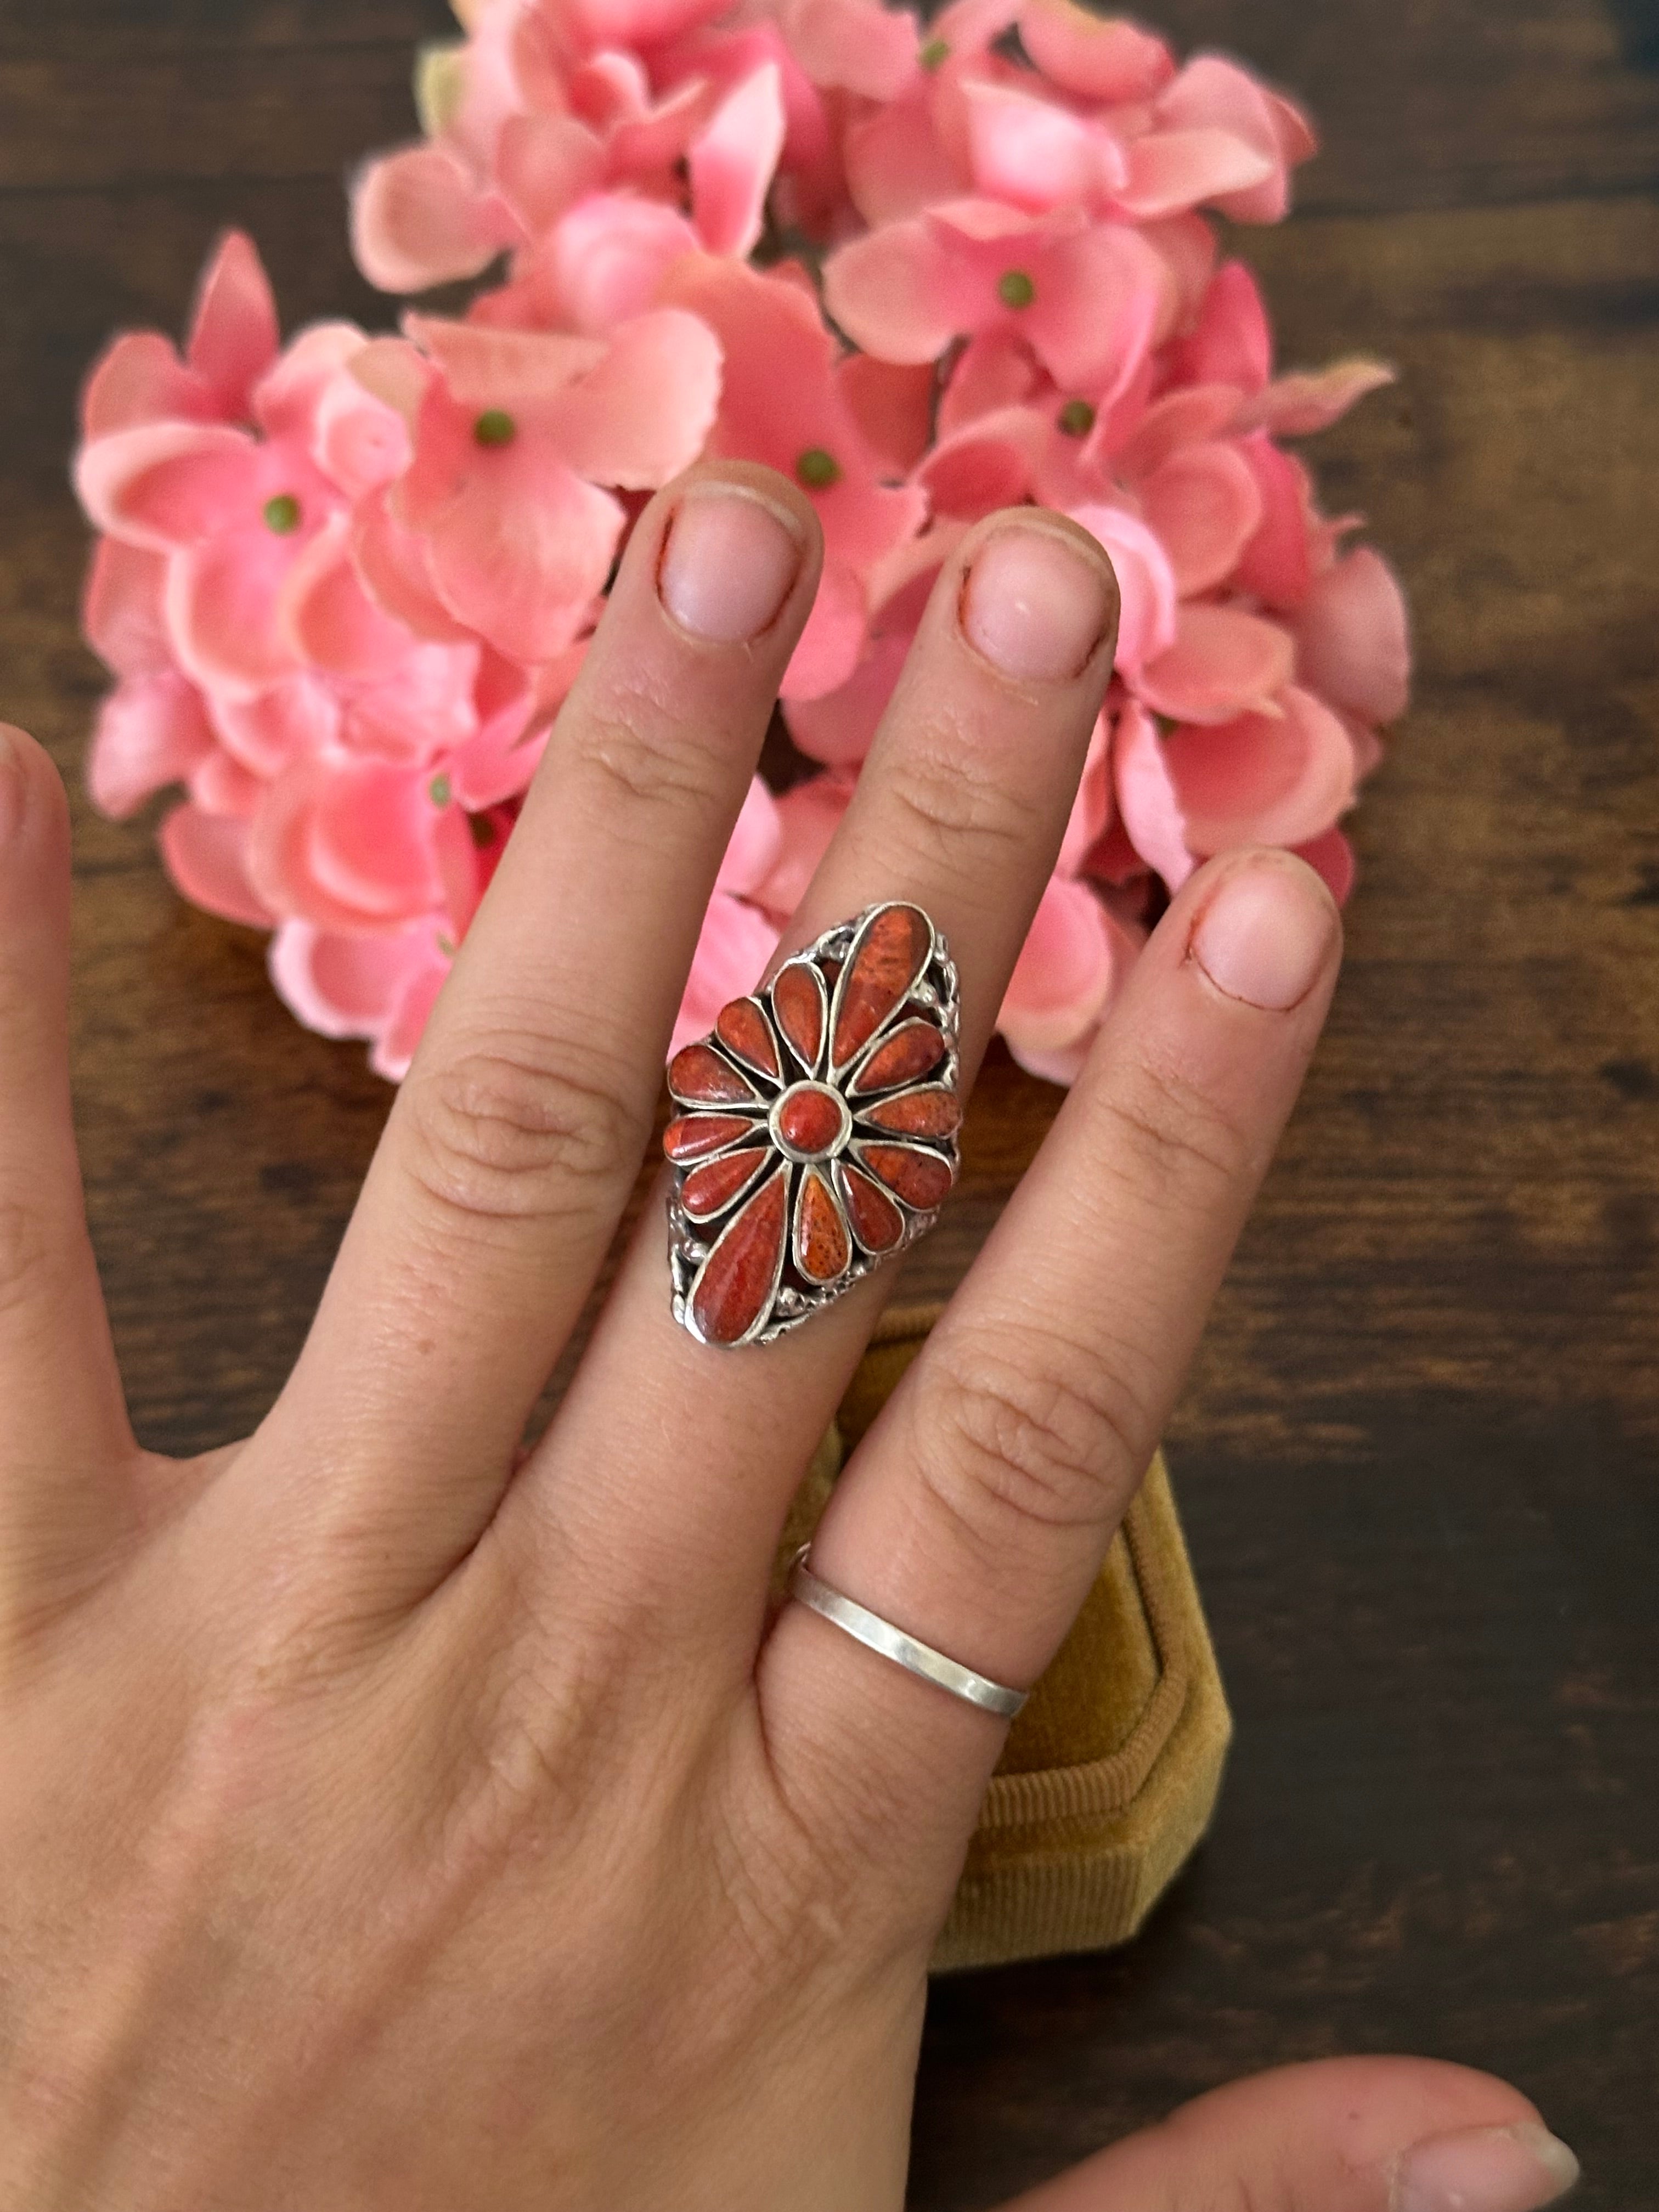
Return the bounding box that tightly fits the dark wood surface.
[2,0,1656,2202]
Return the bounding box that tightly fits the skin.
[0,463,1553,2210]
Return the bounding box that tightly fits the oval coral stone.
[691,1170,788,1345]
[861,1086,961,1139]
[664,1113,760,1164]
[716,997,781,1081]
[838,1164,905,1253]
[860,1142,953,1211]
[776,1084,844,1156]
[794,1169,850,1284]
[850,1019,945,1095]
[681,1147,770,1221]
[831,905,932,1070]
[772,962,825,1071]
[668,1042,758,1107]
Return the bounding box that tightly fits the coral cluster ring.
[664,901,962,1348]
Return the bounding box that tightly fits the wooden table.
[2,0,1655,2201]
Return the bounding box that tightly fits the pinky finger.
[0,726,133,1626]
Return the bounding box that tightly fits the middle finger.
[505,508,1120,1654]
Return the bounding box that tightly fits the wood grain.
[0,1,1655,2204]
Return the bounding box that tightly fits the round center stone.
[772,1082,848,1159]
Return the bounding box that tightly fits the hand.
[1,465,1577,2212]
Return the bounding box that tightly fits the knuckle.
[568,698,730,824]
[0,1201,55,1321]
[403,1035,646,1231]
[910,1323,1149,1550]
[882,736,1038,876]
[1099,1048,1254,1195]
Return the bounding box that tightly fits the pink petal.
[166,533,303,697]
[1153,55,1300,223]
[82,538,172,678]
[1057,711,1114,874]
[998,873,1119,1058]
[1111,695,1197,890]
[1161,684,1356,851]
[1137,438,1263,596]
[843,94,966,227]
[445,652,551,808]
[1293,548,1412,725]
[342,641,482,765]
[1292,825,1356,907]
[938,326,1042,432]
[539,194,703,334]
[1140,212,1220,338]
[280,514,411,677]
[352,486,473,643]
[186,232,280,418]
[1237,358,1396,438]
[568,0,732,50]
[691,63,786,258]
[350,145,518,295]
[311,379,413,503]
[494,112,605,234]
[1026,222,1165,401]
[188,746,263,819]
[782,627,908,764]
[371,952,451,1082]
[961,81,1125,213]
[781,0,918,99]
[1136,603,1296,724]
[1018,0,1173,100]
[550,307,722,488]
[1118,127,1274,221]
[75,422,260,551]
[422,449,623,665]
[752,769,855,913]
[81,334,211,439]
[210,679,338,778]
[87,673,216,819]
[918,404,1047,520]
[838,354,935,473]
[1165,259,1272,394]
[306,757,451,919]
[823,217,968,364]
[671,893,780,1056]
[1115,382,1242,479]
[1232,433,1316,611]
[159,802,276,927]
[401,317,607,413]
[268,917,440,1041]
[1068,502,1180,674]
[780,562,868,702]
[715,774,782,895]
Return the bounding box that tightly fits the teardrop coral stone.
[716,997,781,1081]
[691,1169,788,1345]
[860,1142,953,1211]
[861,1086,961,1139]
[831,905,932,1070]
[681,1147,770,1221]
[838,1164,905,1254]
[664,1113,759,1164]
[850,1019,945,1095]
[669,1042,757,1107]
[772,963,824,1072]
[794,1169,850,1284]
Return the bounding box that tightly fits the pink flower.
[392,308,721,663]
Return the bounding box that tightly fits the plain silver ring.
[786,1546,1029,1720]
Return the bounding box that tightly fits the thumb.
[996,2057,1580,2212]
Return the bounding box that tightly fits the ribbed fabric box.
[774,1304,1232,1972]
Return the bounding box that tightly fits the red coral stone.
[691,1169,788,1345]
[772,962,824,1071]
[831,904,932,1070]
[716,996,781,1080]
[681,1146,770,1221]
[861,1086,961,1139]
[860,1142,953,1210]
[838,1163,905,1253]
[850,1019,945,1095]
[794,1168,850,1284]
[664,1113,759,1164]
[776,1084,844,1156]
[669,1042,758,1106]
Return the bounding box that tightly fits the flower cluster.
[75,0,1409,1084]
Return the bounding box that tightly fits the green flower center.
[919,35,950,68]
[1058,398,1097,437]
[796,447,842,490]
[428,773,452,808]
[263,493,301,534]
[996,269,1036,311]
[473,409,517,449]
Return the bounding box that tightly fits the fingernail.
[0,724,26,843]
[1395,2120,1581,2212]
[1188,855,1338,1012]
[659,487,803,643]
[961,523,1112,682]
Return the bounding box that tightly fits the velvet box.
[774,1302,1233,1972]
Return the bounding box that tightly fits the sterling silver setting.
[787,1547,1029,1720]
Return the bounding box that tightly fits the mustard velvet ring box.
[774,1303,1232,1973]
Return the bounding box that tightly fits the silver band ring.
[787,1547,1029,1720]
